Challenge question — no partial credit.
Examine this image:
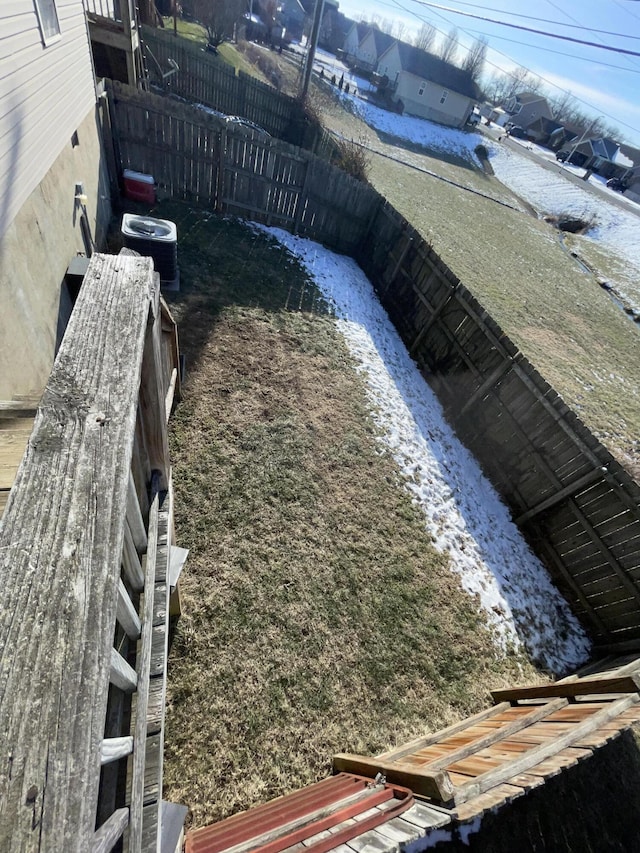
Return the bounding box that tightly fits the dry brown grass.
[157,203,544,830]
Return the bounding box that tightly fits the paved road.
[478,124,640,220]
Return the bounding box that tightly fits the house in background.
[342,20,369,65]
[349,26,396,72]
[319,1,350,54]
[1,0,113,401]
[525,116,564,145]
[572,137,621,177]
[377,42,481,128]
[502,92,553,130]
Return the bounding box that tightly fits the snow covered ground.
[254,223,591,675]
[334,90,640,313]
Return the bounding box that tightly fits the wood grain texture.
[0,253,154,851]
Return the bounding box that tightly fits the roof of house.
[367,27,396,57]
[345,20,369,43]
[391,42,482,100]
[514,91,546,104]
[587,137,620,160]
[526,116,564,134]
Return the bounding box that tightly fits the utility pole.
[300,0,325,103]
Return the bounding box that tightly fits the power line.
[401,1,640,58]
[383,0,640,139]
[434,0,640,40]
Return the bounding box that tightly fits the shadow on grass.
[370,128,486,175]
[108,199,333,371]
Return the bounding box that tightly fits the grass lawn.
[312,90,640,475]
[155,201,543,829]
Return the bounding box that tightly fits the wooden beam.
[122,520,145,592]
[128,476,161,851]
[127,472,147,553]
[423,698,568,771]
[110,648,138,693]
[515,468,605,525]
[491,674,640,703]
[332,754,455,803]
[139,281,171,491]
[100,736,134,765]
[117,579,141,640]
[91,808,129,853]
[454,695,638,805]
[376,702,511,762]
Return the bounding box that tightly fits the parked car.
[507,125,526,139]
[606,177,627,193]
[556,150,569,161]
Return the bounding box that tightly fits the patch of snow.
[332,92,640,312]
[256,225,591,675]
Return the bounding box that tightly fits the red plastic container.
[123,169,156,204]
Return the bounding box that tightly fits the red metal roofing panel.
[186,773,414,853]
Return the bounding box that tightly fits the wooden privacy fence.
[356,205,640,651]
[107,81,378,254]
[105,82,640,649]
[142,27,300,142]
[0,252,182,851]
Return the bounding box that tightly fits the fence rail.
[106,82,640,649]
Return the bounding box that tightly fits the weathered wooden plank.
[0,254,154,851]
[491,675,640,702]
[92,807,129,853]
[332,755,455,803]
[110,647,138,693]
[100,736,134,765]
[117,578,141,640]
[376,703,511,762]
[129,478,161,851]
[454,696,638,805]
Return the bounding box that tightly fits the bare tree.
[193,0,246,48]
[462,36,487,82]
[394,21,407,41]
[413,22,435,53]
[380,18,394,35]
[437,28,458,65]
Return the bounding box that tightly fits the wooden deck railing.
[0,252,181,851]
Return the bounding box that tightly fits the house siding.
[354,31,378,69]
[0,0,110,399]
[394,74,472,127]
[0,0,97,237]
[376,43,402,82]
[343,24,360,59]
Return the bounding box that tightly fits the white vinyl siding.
[394,73,472,127]
[0,0,96,236]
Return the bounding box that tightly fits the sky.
[333,0,640,146]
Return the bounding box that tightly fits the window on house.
[34,0,61,46]
[440,90,448,104]
[418,82,426,96]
